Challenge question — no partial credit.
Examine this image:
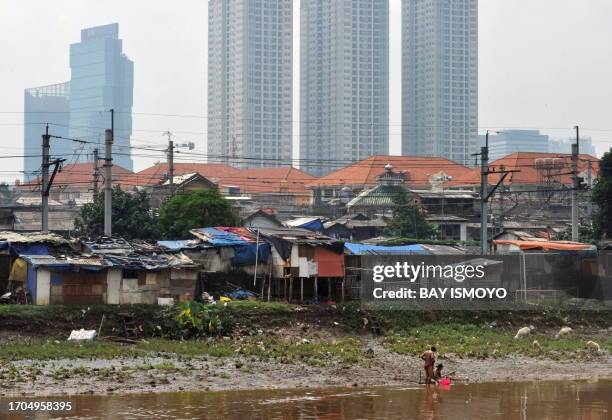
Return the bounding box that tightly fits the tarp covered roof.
[345,242,425,255]
[190,227,260,246]
[284,217,323,231]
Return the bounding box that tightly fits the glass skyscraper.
[68,23,134,170]
[300,0,389,176]
[23,82,70,180]
[207,0,293,168]
[402,0,478,164]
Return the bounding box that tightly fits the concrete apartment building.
[300,0,389,176]
[402,0,478,165]
[68,23,134,171]
[207,0,293,168]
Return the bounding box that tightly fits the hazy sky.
[1,0,612,183]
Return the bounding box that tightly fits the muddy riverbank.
[1,302,611,397]
[2,338,611,398]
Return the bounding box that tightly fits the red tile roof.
[309,155,471,188]
[135,163,314,194]
[219,166,316,194]
[450,152,599,187]
[133,163,241,186]
[20,161,136,189]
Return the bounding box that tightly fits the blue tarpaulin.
[10,244,49,257]
[344,242,426,255]
[231,243,270,266]
[297,219,323,231]
[0,242,50,257]
[193,228,251,247]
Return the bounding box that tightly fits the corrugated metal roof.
[346,184,405,208]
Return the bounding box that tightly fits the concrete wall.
[35,269,50,305]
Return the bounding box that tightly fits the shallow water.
[2,379,611,419]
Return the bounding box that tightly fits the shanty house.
[80,238,200,304]
[257,227,345,302]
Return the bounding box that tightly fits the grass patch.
[0,336,364,366]
[383,323,612,359]
[0,340,137,362]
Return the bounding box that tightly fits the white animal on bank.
[532,340,542,352]
[514,325,535,339]
[586,341,601,354]
[555,326,573,339]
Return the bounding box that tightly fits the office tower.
[402,0,478,164]
[23,82,71,180]
[300,0,389,176]
[207,0,293,168]
[69,23,134,170]
[549,137,597,157]
[480,130,550,161]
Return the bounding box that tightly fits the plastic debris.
[157,297,175,306]
[68,329,97,341]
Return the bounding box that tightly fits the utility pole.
[571,125,579,241]
[104,109,114,236]
[93,148,99,195]
[480,131,489,254]
[41,125,50,233]
[586,158,593,218]
[164,131,174,193]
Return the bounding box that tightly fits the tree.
[74,186,158,239]
[592,148,612,239]
[385,188,436,238]
[158,189,239,239]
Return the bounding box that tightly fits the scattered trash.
[227,289,257,300]
[157,297,175,306]
[439,377,452,387]
[220,296,232,302]
[201,292,214,304]
[68,329,97,341]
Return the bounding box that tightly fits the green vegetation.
[0,303,610,365]
[593,148,612,239]
[72,186,242,240]
[385,188,436,239]
[383,323,612,360]
[158,189,239,239]
[74,186,158,239]
[0,336,364,367]
[174,301,232,337]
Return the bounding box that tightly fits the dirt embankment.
[2,340,612,398]
[0,303,611,397]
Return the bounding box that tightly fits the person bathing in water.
[433,364,444,382]
[420,346,437,384]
